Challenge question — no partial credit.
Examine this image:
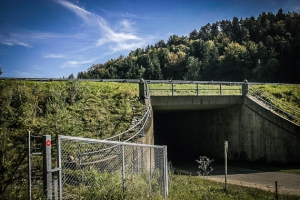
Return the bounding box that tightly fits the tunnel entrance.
[153,107,236,166]
[153,109,204,166]
[153,110,199,164]
[151,94,300,165]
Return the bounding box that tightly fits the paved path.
[173,162,300,196]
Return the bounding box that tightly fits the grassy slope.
[0,80,143,199]
[251,84,300,124]
[1,80,299,199]
[0,80,142,139]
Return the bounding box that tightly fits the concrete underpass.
[150,96,300,164]
[152,96,243,165]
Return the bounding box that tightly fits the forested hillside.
[77,9,300,83]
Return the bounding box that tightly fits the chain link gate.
[57,135,168,199]
[28,133,61,200]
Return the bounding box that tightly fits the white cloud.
[43,53,67,59]
[0,38,32,48]
[108,41,146,53]
[62,56,102,68]
[120,19,136,31]
[101,9,168,20]
[14,70,43,78]
[55,0,149,53]
[0,29,72,48]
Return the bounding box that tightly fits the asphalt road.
[173,161,300,196]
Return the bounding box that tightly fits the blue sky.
[0,0,299,78]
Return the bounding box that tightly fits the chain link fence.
[57,135,168,199]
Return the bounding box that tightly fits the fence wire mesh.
[57,135,168,199]
[28,133,44,199]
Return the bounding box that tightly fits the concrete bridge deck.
[151,96,243,111]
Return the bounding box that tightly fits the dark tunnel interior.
[153,110,204,166]
[152,106,231,169]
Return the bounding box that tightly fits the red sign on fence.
[46,140,51,147]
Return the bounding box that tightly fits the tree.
[167,35,181,46]
[144,54,163,80]
[155,40,166,48]
[218,42,250,81]
[211,22,219,38]
[255,58,280,82]
[200,40,219,80]
[68,73,75,79]
[199,23,212,40]
[76,10,300,83]
[0,68,2,76]
[189,29,199,40]
[183,56,201,80]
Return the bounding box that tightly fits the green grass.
[3,173,299,200]
[167,174,299,200]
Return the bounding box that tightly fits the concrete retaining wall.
[239,96,300,162]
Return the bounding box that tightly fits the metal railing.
[105,81,152,142]
[248,85,300,124]
[147,80,243,96]
[0,77,141,83]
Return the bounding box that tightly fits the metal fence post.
[149,147,152,192]
[224,141,228,191]
[139,78,145,99]
[220,84,222,95]
[242,79,248,96]
[122,145,126,199]
[43,135,52,199]
[164,146,168,197]
[57,135,63,200]
[28,131,32,200]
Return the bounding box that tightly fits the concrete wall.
[138,98,154,145]
[153,96,300,163]
[240,96,300,163]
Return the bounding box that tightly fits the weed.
[196,156,214,176]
